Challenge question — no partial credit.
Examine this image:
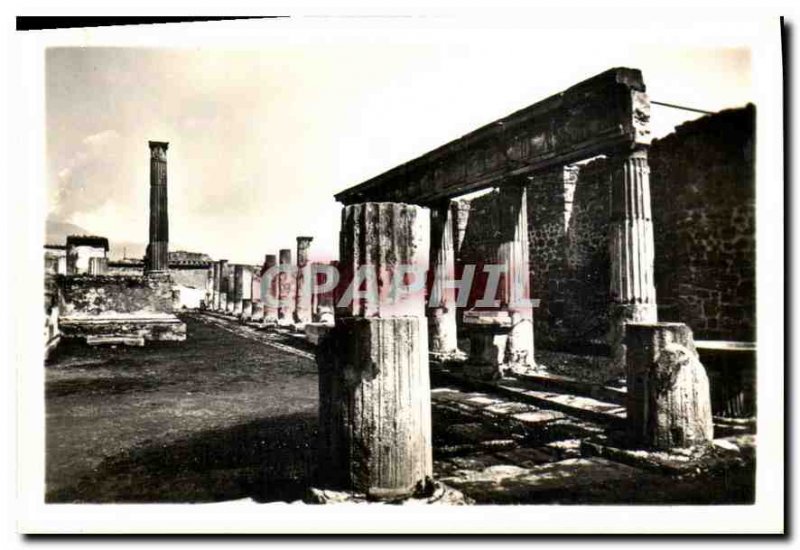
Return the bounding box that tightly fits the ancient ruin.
[43,65,757,509]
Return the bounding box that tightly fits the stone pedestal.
[241,299,253,321]
[462,310,513,380]
[278,248,295,325]
[625,322,713,450]
[318,202,432,499]
[251,301,264,323]
[427,202,460,358]
[609,150,658,372]
[295,236,314,324]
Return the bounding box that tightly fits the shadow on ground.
[47,412,319,504]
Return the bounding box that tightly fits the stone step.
[513,370,626,405]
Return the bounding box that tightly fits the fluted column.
[609,149,658,371]
[295,236,314,324]
[262,254,278,322]
[498,183,535,368]
[278,249,295,324]
[318,202,432,499]
[625,322,713,449]
[146,141,169,274]
[427,201,459,357]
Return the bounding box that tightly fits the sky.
[46,35,752,264]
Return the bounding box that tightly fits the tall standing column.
[262,254,278,322]
[609,149,658,372]
[498,183,535,369]
[278,248,295,324]
[427,201,459,358]
[295,236,314,324]
[146,141,169,274]
[318,202,432,499]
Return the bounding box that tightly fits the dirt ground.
[45,312,754,505]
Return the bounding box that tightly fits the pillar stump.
[233,265,244,316]
[625,322,713,450]
[251,301,264,323]
[278,248,295,325]
[609,149,658,374]
[427,202,460,358]
[295,236,314,324]
[318,202,432,499]
[262,254,279,322]
[241,299,253,321]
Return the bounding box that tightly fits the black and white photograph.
[8,8,786,536]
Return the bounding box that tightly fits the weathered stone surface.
[335,202,429,318]
[60,313,186,342]
[609,149,658,372]
[318,317,432,499]
[318,202,432,499]
[241,299,253,321]
[278,248,295,324]
[146,141,170,274]
[335,68,650,206]
[58,274,174,316]
[295,236,314,324]
[625,322,713,449]
[261,254,278,321]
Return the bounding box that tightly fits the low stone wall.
[58,274,175,317]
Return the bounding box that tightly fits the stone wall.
[457,105,755,350]
[58,275,175,317]
[650,105,756,342]
[170,266,211,290]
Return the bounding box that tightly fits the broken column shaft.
[146,141,169,274]
[217,260,229,312]
[262,254,278,321]
[625,322,713,449]
[295,236,314,324]
[318,202,432,499]
[609,149,658,370]
[278,248,295,324]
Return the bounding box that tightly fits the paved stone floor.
[45,311,755,504]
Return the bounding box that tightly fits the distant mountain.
[45,219,91,246]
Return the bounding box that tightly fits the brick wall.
[650,105,756,341]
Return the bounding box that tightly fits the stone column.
[146,141,169,274]
[241,266,253,319]
[278,248,295,324]
[609,149,658,372]
[497,183,535,368]
[625,322,713,449]
[251,301,264,322]
[318,202,432,499]
[295,236,314,324]
[427,201,460,358]
[263,254,278,322]
[225,262,235,314]
[212,261,221,310]
[233,265,244,315]
[218,260,229,312]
